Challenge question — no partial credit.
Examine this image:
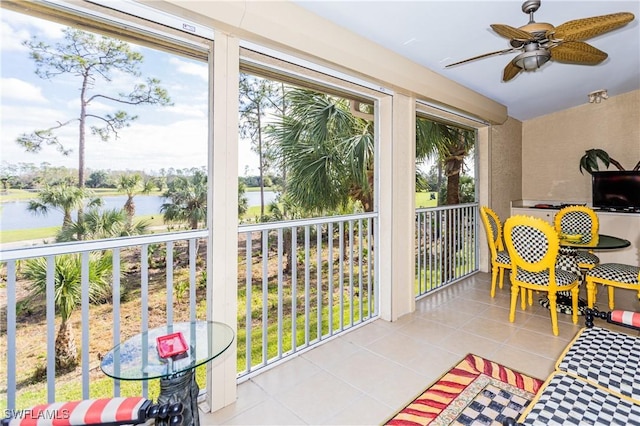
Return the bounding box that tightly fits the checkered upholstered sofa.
[504,308,640,425]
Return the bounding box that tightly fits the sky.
[0,8,258,176]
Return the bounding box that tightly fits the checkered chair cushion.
[496,250,510,265]
[576,251,599,267]
[586,263,640,283]
[556,326,640,401]
[516,268,579,286]
[519,372,640,425]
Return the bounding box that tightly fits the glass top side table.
[100,321,234,426]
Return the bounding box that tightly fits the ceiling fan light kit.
[445,0,635,82]
[513,44,550,70]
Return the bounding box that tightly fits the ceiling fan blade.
[502,61,521,82]
[445,47,519,68]
[550,41,608,64]
[490,24,535,41]
[552,12,635,41]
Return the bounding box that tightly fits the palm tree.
[416,117,475,205]
[56,208,150,242]
[117,173,154,228]
[161,169,207,230]
[268,88,374,214]
[22,252,113,370]
[27,183,102,230]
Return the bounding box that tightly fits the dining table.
[539,233,631,315]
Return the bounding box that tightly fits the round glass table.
[101,321,234,426]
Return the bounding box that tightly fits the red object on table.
[156,332,188,358]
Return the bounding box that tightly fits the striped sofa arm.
[1,398,183,426]
[585,307,640,331]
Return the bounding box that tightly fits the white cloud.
[1,78,48,103]
[169,57,208,81]
[0,21,31,52]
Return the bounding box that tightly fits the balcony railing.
[415,204,479,297]
[1,206,476,410]
[0,231,207,410]
[237,213,378,380]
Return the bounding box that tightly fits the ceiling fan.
[445,0,635,82]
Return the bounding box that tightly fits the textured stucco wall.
[489,117,523,221]
[521,89,640,203]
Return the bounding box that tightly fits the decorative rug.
[385,353,543,426]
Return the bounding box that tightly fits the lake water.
[0,191,276,231]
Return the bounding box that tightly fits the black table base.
[157,370,200,426]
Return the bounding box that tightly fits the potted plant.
[579,148,640,175]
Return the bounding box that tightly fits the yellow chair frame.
[504,215,580,336]
[480,206,511,297]
[554,205,600,269]
[586,265,640,309]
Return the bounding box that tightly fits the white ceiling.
[293,1,640,121]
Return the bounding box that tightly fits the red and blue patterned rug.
[386,353,543,425]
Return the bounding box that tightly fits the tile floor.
[201,272,639,425]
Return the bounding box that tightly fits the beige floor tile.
[437,329,504,359]
[396,317,458,345]
[361,365,430,412]
[250,355,321,397]
[458,317,519,343]
[274,370,362,424]
[504,328,572,359]
[201,380,268,425]
[489,344,557,380]
[201,272,618,425]
[219,397,305,425]
[301,335,360,369]
[321,393,396,425]
[364,331,434,365]
[322,349,410,393]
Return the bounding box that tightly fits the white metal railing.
[415,204,479,298]
[2,204,481,408]
[0,230,207,410]
[236,212,378,380]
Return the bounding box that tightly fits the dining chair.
[585,263,640,309]
[504,215,581,336]
[554,205,600,270]
[479,206,511,297]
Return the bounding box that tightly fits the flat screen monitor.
[592,171,640,210]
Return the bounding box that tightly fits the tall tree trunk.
[124,196,135,229]
[55,319,78,371]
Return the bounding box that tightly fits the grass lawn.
[0,214,168,244]
[416,191,438,208]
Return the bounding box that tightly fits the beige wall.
[489,117,523,221]
[522,89,640,203]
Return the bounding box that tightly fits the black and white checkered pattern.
[496,250,510,264]
[521,372,640,425]
[557,327,640,401]
[586,263,640,283]
[558,211,595,237]
[516,268,579,286]
[511,225,548,263]
[576,251,600,267]
[455,383,531,425]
